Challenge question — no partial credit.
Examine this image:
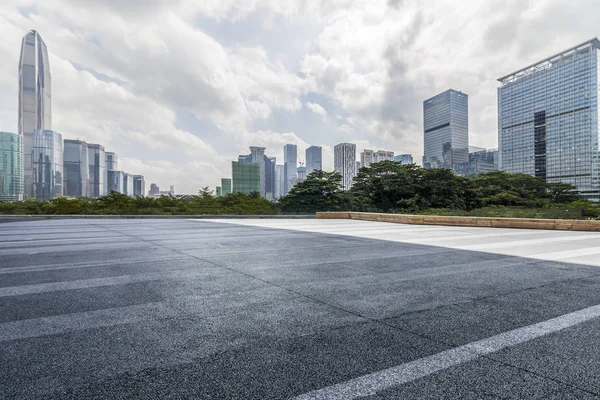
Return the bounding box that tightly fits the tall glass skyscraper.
[0,132,24,201]
[32,129,62,200]
[63,139,89,197]
[423,89,468,169]
[232,161,260,194]
[498,38,600,201]
[107,170,124,194]
[133,175,145,197]
[305,146,322,175]
[238,146,275,199]
[334,142,356,190]
[105,152,118,171]
[283,144,297,195]
[87,144,106,198]
[19,30,51,199]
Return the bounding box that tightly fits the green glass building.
[216,186,222,197]
[221,178,232,195]
[0,132,24,201]
[232,162,260,194]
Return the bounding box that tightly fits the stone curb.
[0,214,315,221]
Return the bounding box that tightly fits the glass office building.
[87,144,106,198]
[19,30,51,199]
[305,146,322,175]
[133,175,145,197]
[63,139,89,197]
[221,178,232,195]
[498,38,600,201]
[32,129,62,200]
[283,144,297,195]
[107,170,124,194]
[105,152,118,171]
[0,132,24,201]
[334,142,356,190]
[394,154,414,164]
[232,161,260,194]
[123,173,134,196]
[423,89,469,169]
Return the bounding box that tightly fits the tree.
[279,170,344,213]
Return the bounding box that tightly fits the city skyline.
[2,2,599,194]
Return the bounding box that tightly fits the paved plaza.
[2,218,600,399]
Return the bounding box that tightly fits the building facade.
[133,175,145,197]
[297,166,307,183]
[334,142,356,190]
[275,164,284,199]
[87,144,106,198]
[148,183,159,197]
[19,30,52,199]
[453,148,498,178]
[32,129,62,200]
[305,146,322,175]
[238,146,275,199]
[105,152,118,171]
[283,144,297,195]
[63,139,89,197]
[232,161,260,194]
[423,89,469,169]
[221,178,232,196]
[0,132,24,201]
[107,170,124,194]
[360,149,374,167]
[394,154,414,164]
[498,38,600,201]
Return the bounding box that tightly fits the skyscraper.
[221,178,232,196]
[63,139,89,197]
[123,173,133,196]
[275,164,284,199]
[498,38,600,201]
[19,30,51,199]
[105,152,118,171]
[360,149,374,168]
[374,150,394,163]
[133,175,145,197]
[283,144,297,195]
[107,170,124,194]
[87,144,106,198]
[423,89,468,169]
[238,146,275,199]
[148,183,160,197]
[232,161,260,194]
[394,154,414,164]
[0,132,24,201]
[305,146,322,175]
[32,129,62,200]
[334,143,356,190]
[361,149,395,167]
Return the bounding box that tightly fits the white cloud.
[305,102,327,117]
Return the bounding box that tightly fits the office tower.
[334,143,356,190]
[374,150,394,163]
[297,166,307,183]
[283,144,297,195]
[19,30,51,199]
[148,183,159,197]
[232,161,260,194]
[423,89,468,169]
[305,146,322,175]
[394,154,414,164]
[169,185,175,195]
[221,178,232,196]
[275,165,284,199]
[122,173,134,196]
[498,38,600,201]
[0,132,24,201]
[107,170,124,194]
[216,186,222,197]
[360,149,374,167]
[238,146,275,199]
[133,175,145,197]
[105,152,118,171]
[87,144,106,197]
[63,139,89,197]
[454,148,498,178]
[32,129,62,200]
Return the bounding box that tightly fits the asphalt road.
[1,218,600,399]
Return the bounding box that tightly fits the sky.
[0,0,598,194]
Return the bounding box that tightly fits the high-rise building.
[334,143,356,190]
[423,89,468,169]
[232,161,260,194]
[453,148,498,178]
[305,146,322,175]
[360,149,374,167]
[123,173,134,196]
[148,183,159,197]
[32,129,62,200]
[19,30,51,199]
[375,150,394,163]
[238,146,275,199]
[221,178,232,196]
[0,132,24,201]
[133,175,145,197]
[275,164,284,199]
[297,166,307,183]
[107,170,124,194]
[105,152,118,171]
[283,144,297,195]
[216,186,222,197]
[169,185,175,195]
[394,154,414,164]
[87,144,106,198]
[498,38,600,201]
[63,139,89,197]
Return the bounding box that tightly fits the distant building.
[394,154,414,164]
[32,129,63,200]
[498,38,600,201]
[355,161,361,176]
[238,146,276,199]
[105,152,118,171]
[133,175,145,197]
[305,146,322,175]
[0,132,24,201]
[170,185,175,195]
[334,143,356,190]
[148,183,159,197]
[221,178,232,196]
[63,139,89,197]
[375,150,394,163]
[297,166,307,183]
[423,89,468,169]
[123,173,134,196]
[275,164,284,199]
[19,30,51,199]
[283,144,297,196]
[216,186,222,197]
[361,149,394,167]
[107,170,124,194]
[453,148,498,178]
[232,161,260,194]
[87,144,106,198]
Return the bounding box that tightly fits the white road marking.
[294,303,600,399]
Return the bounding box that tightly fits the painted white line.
[295,303,600,399]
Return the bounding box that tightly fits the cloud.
[305,101,327,117]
